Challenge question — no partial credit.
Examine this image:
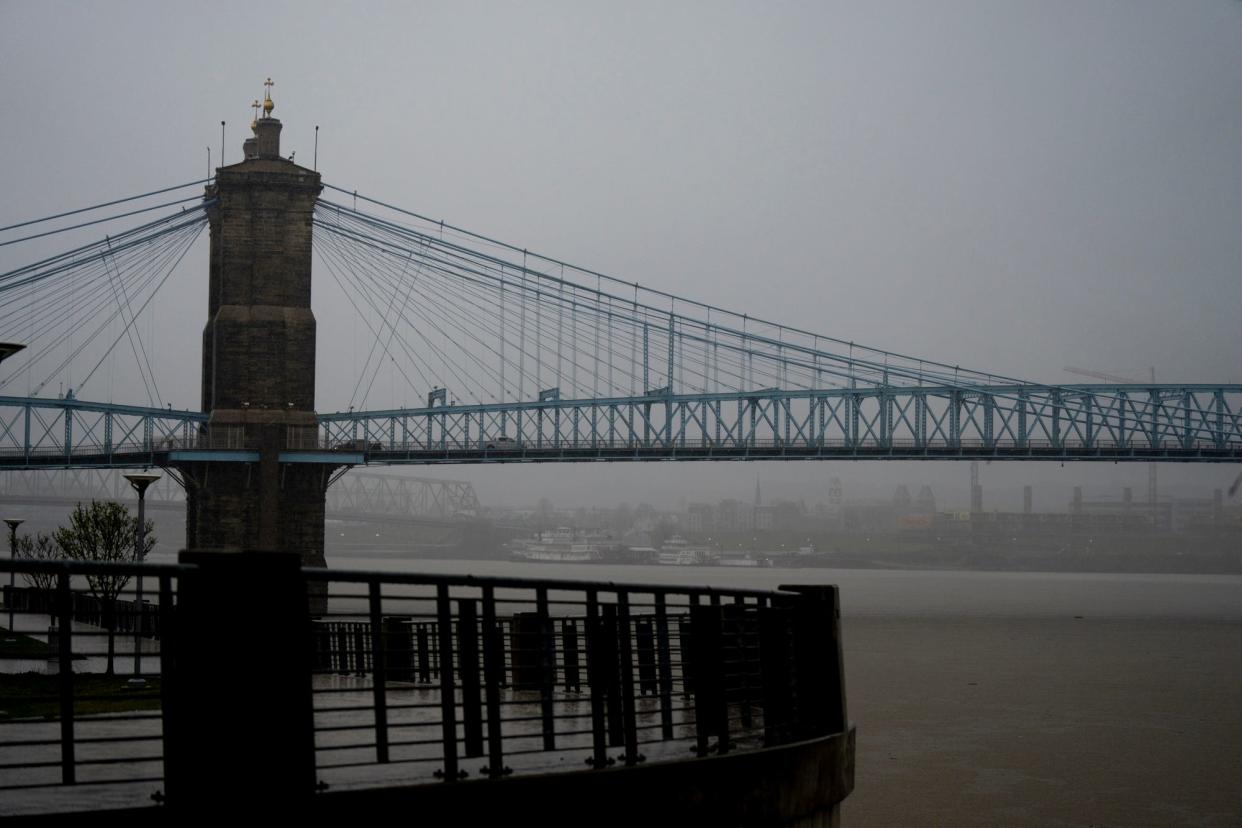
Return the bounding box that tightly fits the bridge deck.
[2,383,1240,469]
[0,443,1239,470]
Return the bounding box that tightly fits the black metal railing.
[0,557,846,816]
[301,570,843,791]
[0,559,184,816]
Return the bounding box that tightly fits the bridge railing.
[2,388,1239,465]
[8,436,1232,454]
[0,429,251,460]
[0,556,849,817]
[319,385,1242,461]
[310,434,1237,456]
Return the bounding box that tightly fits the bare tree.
[15,532,63,622]
[54,501,155,675]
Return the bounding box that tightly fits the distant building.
[686,503,714,533]
[915,485,936,514]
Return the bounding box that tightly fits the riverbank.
[842,615,1242,827]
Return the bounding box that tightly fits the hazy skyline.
[2,1,1240,508]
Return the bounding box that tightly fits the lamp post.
[123,472,160,678]
[0,346,29,631]
[4,518,23,632]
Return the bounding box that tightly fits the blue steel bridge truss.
[0,383,1238,470]
[1,180,1239,472]
[0,396,204,469]
[320,383,1242,463]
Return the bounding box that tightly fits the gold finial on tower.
[262,78,275,116]
[251,100,261,131]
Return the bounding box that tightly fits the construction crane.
[1063,365,1157,505]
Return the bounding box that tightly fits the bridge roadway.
[1,383,1240,470]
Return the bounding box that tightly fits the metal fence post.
[654,593,674,740]
[417,622,432,683]
[165,552,317,810]
[385,617,413,681]
[536,587,556,751]
[635,618,656,696]
[758,600,795,745]
[368,581,390,764]
[561,619,580,693]
[56,569,75,785]
[157,572,176,791]
[435,584,460,781]
[689,602,727,756]
[616,591,640,765]
[458,599,484,758]
[601,604,624,749]
[481,586,507,777]
[585,589,608,768]
[781,584,847,738]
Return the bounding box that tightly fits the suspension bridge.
[3,185,1239,468]
[0,93,1237,563]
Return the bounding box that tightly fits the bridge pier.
[181,97,337,594]
[180,446,330,568]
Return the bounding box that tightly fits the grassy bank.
[0,627,56,659]
[0,673,162,720]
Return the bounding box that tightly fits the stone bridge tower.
[180,85,333,570]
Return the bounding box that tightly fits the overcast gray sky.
[1,1,1240,509]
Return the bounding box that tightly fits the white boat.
[655,535,710,565]
[511,527,603,563]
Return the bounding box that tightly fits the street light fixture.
[4,518,24,632]
[123,471,160,679]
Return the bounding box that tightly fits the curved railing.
[303,569,845,787]
[0,557,850,818]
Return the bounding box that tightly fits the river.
[327,554,1242,826]
[324,553,1242,621]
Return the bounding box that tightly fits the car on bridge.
[333,438,383,452]
[485,436,522,450]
